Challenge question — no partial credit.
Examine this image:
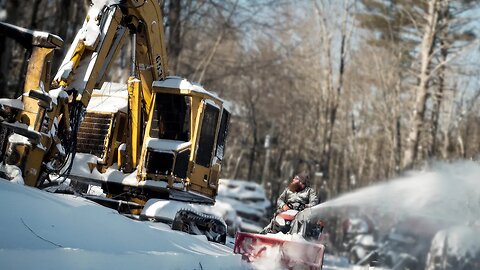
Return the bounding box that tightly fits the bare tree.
[312,0,353,187]
[402,0,442,169]
[167,0,182,74]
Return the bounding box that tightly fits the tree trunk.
[0,0,20,97]
[430,1,450,157]
[402,0,440,170]
[13,0,42,97]
[167,0,182,74]
[246,85,259,181]
[232,149,245,179]
[314,0,350,182]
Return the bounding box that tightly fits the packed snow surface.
[0,180,249,270]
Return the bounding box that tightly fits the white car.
[217,179,271,233]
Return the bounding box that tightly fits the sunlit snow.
[0,180,249,270]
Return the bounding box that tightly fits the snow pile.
[194,200,241,239]
[142,198,241,246]
[69,153,142,187]
[142,199,196,223]
[0,179,249,270]
[0,164,23,184]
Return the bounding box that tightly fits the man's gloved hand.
[282,204,290,211]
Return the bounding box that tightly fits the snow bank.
[0,180,249,270]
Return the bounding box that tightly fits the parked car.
[425,223,480,270]
[217,179,271,233]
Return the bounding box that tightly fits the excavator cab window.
[196,103,219,167]
[215,109,230,161]
[150,93,190,142]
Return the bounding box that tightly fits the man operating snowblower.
[261,172,318,234]
[234,172,326,269]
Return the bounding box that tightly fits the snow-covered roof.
[191,82,211,96]
[153,77,227,106]
[86,82,128,113]
[152,76,195,91]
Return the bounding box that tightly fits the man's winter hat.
[295,172,310,185]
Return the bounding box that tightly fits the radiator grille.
[76,112,113,159]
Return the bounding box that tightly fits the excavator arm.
[52,1,168,170]
[54,0,168,108]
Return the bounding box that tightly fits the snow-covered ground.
[0,179,250,270]
[3,160,480,269]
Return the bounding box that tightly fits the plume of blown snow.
[311,161,480,224]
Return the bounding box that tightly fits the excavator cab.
[137,77,230,203]
[73,76,230,205]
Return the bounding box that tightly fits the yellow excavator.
[0,0,229,243]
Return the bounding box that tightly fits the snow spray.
[250,245,284,270]
[310,160,480,224]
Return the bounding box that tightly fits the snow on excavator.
[234,207,326,269]
[0,0,229,243]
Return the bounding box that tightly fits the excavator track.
[172,209,227,244]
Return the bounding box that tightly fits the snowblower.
[233,208,326,270]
